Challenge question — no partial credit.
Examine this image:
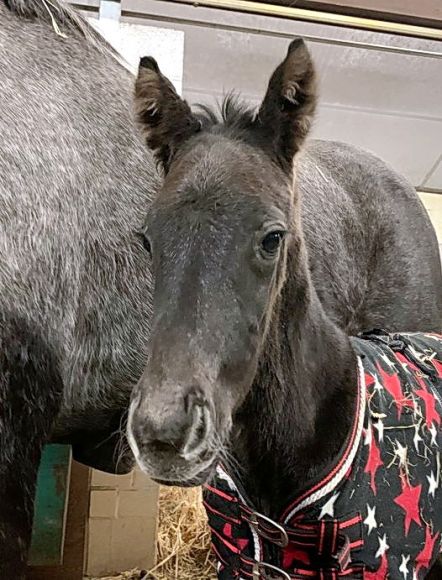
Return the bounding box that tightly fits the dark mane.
[194,93,257,135]
[4,0,109,48]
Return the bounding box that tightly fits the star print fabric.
[341,332,442,579]
[285,332,442,579]
[203,332,442,579]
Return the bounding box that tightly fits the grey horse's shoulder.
[300,138,413,194]
[303,139,387,167]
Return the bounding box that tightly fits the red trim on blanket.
[340,515,362,529]
[208,525,241,554]
[205,483,238,503]
[203,499,242,524]
[211,542,230,568]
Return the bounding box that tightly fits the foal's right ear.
[135,57,201,171]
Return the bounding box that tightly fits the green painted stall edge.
[28,444,72,566]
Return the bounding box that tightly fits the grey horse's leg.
[0,315,62,578]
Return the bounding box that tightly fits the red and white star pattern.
[295,332,442,578]
[344,332,442,578]
[204,332,442,580]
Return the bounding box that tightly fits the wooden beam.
[264,0,442,29]
[166,0,442,40]
[27,460,91,580]
[28,445,72,567]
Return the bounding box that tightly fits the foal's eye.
[261,231,286,256]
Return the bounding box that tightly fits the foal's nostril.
[132,406,190,454]
[184,387,206,413]
[181,403,211,459]
[132,389,211,460]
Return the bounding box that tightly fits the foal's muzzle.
[128,387,216,483]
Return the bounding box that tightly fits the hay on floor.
[147,485,216,580]
[94,570,145,580]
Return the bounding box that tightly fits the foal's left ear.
[254,39,317,174]
[135,57,201,171]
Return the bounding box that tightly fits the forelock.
[194,93,257,137]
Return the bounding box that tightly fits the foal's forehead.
[157,135,290,215]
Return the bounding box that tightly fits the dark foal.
[128,41,442,578]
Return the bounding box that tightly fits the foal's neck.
[232,244,357,517]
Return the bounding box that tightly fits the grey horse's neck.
[231,242,357,517]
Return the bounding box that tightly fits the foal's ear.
[255,39,317,173]
[135,57,201,171]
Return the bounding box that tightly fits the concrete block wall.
[419,192,442,257]
[86,469,159,577]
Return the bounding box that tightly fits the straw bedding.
[147,485,216,579]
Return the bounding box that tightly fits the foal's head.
[128,40,317,485]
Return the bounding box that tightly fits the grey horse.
[1,1,156,576]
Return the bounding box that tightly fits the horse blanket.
[204,331,442,579]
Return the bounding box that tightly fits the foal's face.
[128,40,316,485]
[130,138,291,484]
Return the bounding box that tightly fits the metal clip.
[249,511,289,548]
[252,561,291,580]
